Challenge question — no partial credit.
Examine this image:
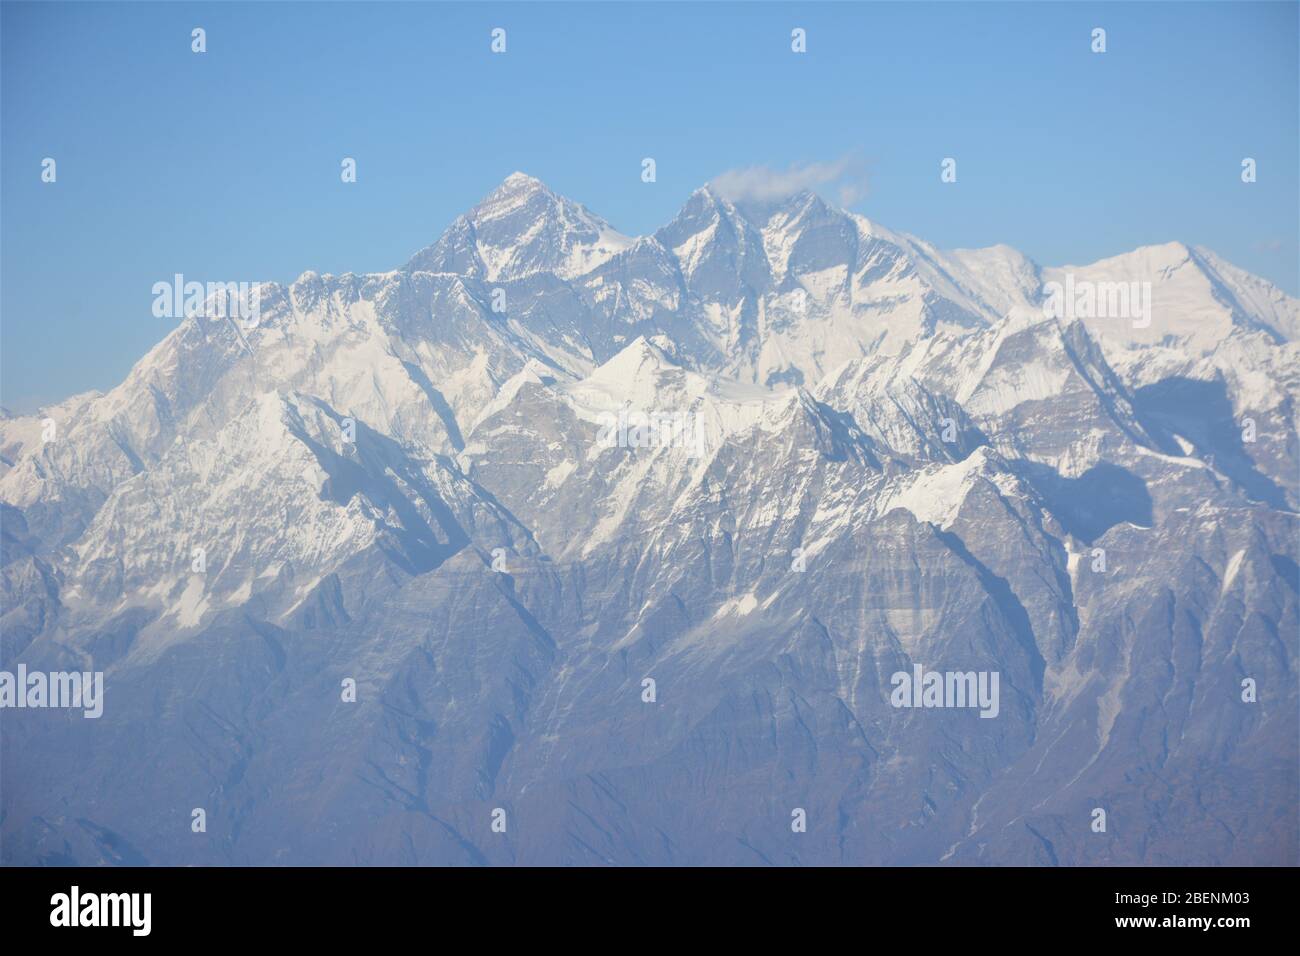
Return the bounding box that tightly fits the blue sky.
[3,1,1297,410]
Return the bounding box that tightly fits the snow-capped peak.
[473,171,561,221]
[1041,240,1299,352]
[405,172,633,281]
[563,335,779,434]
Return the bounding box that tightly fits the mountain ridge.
[2,172,1295,866]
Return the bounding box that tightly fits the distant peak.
[597,335,678,377]
[1059,240,1192,274]
[622,334,663,358]
[1122,240,1193,266]
[728,188,834,229]
[470,172,566,227]
[473,172,577,221]
[664,185,755,234]
[692,183,726,204]
[702,180,817,203]
[497,171,548,194]
[403,171,631,281]
[472,172,557,218]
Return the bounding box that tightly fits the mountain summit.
[405,172,634,281]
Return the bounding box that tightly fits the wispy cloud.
[709,156,869,206]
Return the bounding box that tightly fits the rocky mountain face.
[2,173,1296,865]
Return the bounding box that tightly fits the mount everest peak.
[404,171,634,282]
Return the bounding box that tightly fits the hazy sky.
[3,1,1297,410]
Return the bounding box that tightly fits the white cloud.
[709,156,869,206]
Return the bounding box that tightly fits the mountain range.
[2,172,1296,865]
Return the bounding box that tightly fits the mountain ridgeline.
[2,173,1296,865]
